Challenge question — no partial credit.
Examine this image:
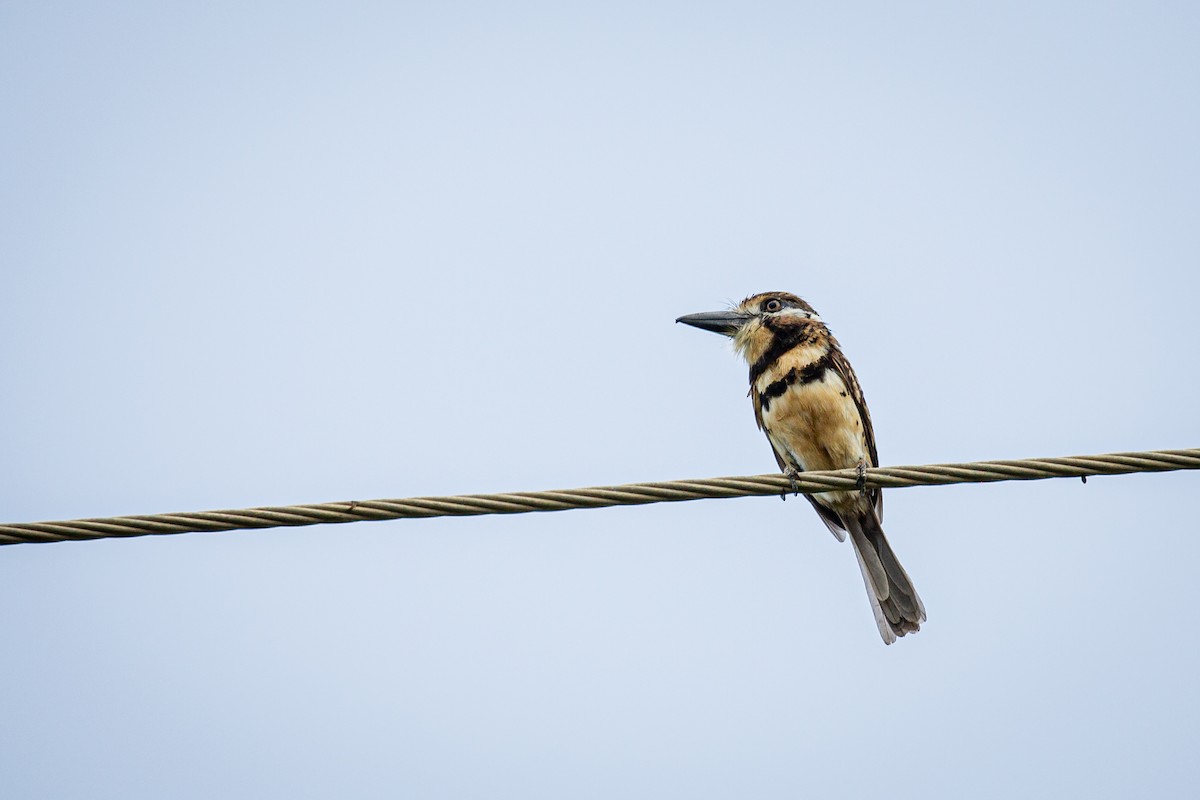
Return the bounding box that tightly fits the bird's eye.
[764,299,782,312]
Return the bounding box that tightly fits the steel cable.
[1,447,1196,546]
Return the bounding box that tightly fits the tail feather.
[844,510,925,644]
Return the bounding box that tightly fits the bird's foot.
[781,467,802,500]
[856,460,868,494]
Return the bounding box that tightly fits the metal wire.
[1,448,1196,547]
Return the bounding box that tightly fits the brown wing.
[826,346,883,518]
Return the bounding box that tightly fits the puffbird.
[677,292,925,644]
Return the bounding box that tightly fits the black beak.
[675,310,753,337]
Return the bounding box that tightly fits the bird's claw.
[856,460,868,494]
[781,467,802,500]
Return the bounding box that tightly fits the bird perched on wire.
[676,292,925,644]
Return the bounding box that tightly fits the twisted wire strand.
[1,448,1196,547]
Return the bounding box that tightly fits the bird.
[676,291,925,644]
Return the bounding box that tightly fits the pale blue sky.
[2,2,1199,798]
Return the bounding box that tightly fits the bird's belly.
[762,372,867,474]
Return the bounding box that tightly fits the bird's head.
[676,292,822,363]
